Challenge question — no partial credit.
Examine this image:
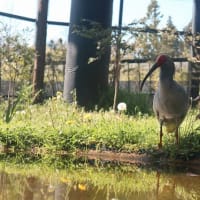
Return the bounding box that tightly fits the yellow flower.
[60,177,71,184]
[66,120,75,125]
[56,91,62,96]
[83,113,92,121]
[78,183,87,191]
[56,91,63,100]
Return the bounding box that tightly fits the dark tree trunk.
[191,0,200,99]
[33,0,49,103]
[63,0,113,108]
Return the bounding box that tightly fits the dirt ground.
[77,150,200,172]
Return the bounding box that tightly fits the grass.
[0,91,199,161]
[0,98,157,152]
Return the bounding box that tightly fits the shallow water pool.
[0,154,199,200]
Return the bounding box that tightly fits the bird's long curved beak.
[140,63,159,91]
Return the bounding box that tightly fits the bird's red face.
[156,55,167,66]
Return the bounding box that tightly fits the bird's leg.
[158,121,163,149]
[175,118,179,145]
[175,127,179,145]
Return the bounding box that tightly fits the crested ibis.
[140,54,189,148]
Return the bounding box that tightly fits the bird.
[140,54,189,148]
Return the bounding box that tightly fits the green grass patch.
[0,93,199,160]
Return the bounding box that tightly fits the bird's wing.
[153,81,189,120]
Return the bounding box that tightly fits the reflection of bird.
[140,55,189,148]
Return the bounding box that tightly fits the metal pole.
[113,0,124,109]
[118,0,124,33]
[33,0,49,103]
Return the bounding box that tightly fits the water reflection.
[0,155,199,200]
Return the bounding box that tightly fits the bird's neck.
[159,65,175,81]
[159,66,175,91]
[159,72,174,81]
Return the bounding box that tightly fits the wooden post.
[33,0,49,103]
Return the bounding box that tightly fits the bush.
[98,87,152,115]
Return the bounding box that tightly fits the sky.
[0,0,193,44]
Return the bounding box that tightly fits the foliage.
[3,95,21,123]
[98,87,152,115]
[160,109,200,160]
[0,92,155,152]
[3,85,35,123]
[133,0,163,59]
[129,0,189,59]
[0,24,35,93]
[0,93,199,161]
[0,24,66,99]
[73,19,112,61]
[46,39,66,96]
